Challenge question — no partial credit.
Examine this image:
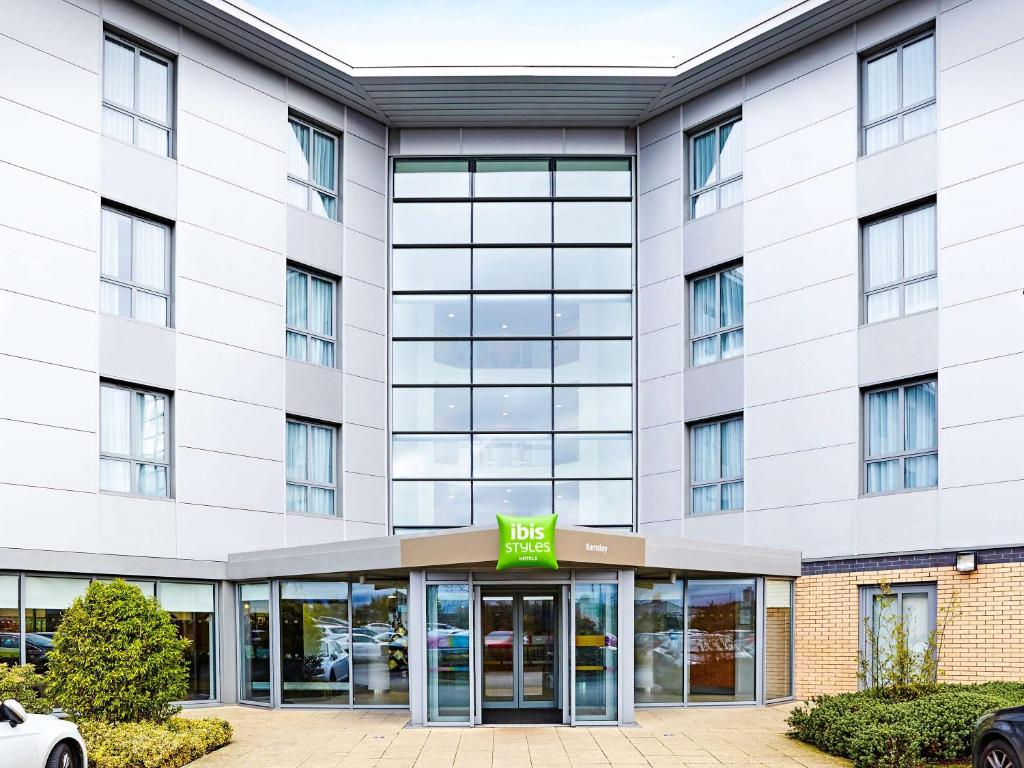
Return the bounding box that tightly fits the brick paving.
[183,703,849,768]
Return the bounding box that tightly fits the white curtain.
[287,120,310,180]
[867,459,899,494]
[137,464,168,497]
[286,421,307,482]
[865,51,898,122]
[137,391,167,461]
[718,119,742,179]
[692,424,717,483]
[159,582,215,613]
[134,220,166,290]
[902,37,935,106]
[286,269,307,329]
[309,426,334,484]
[720,267,743,328]
[102,107,133,144]
[903,206,935,278]
[868,388,899,457]
[310,277,333,337]
[103,38,134,107]
[101,209,132,279]
[904,381,937,451]
[866,217,901,289]
[692,275,717,336]
[691,486,718,516]
[312,130,335,190]
[692,130,717,189]
[721,481,744,512]
[100,386,130,454]
[720,419,743,479]
[308,488,335,516]
[286,483,307,514]
[137,53,168,122]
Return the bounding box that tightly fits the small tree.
[47,579,189,723]
[858,582,959,698]
[0,664,52,713]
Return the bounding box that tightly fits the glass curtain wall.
[0,576,19,666]
[158,582,216,700]
[426,584,472,723]
[634,580,685,704]
[574,583,618,722]
[352,581,410,705]
[392,158,634,532]
[687,580,756,703]
[24,577,88,673]
[239,583,272,703]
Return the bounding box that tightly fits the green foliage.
[0,663,52,714]
[78,717,232,768]
[46,579,189,723]
[788,683,1024,768]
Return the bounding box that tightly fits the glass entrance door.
[481,591,558,710]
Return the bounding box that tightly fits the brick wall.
[765,606,792,699]
[795,561,1024,698]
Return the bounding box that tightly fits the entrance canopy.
[227,526,800,580]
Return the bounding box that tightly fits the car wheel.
[981,739,1021,768]
[45,743,77,768]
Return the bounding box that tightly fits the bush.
[47,579,189,723]
[78,717,232,768]
[0,663,52,713]
[788,683,1024,768]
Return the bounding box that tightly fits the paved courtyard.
[183,703,849,768]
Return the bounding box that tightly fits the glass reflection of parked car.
[0,634,19,665]
[319,638,350,683]
[24,635,53,669]
[362,623,392,634]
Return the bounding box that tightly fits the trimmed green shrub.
[78,717,233,768]
[0,663,52,713]
[788,683,1024,768]
[47,579,189,723]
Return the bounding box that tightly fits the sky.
[243,0,784,67]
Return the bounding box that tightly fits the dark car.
[973,706,1024,768]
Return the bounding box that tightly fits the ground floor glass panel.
[574,583,617,721]
[352,581,410,705]
[634,580,684,704]
[687,580,756,703]
[239,583,271,703]
[280,582,350,705]
[427,584,471,723]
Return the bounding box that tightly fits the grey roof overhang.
[135,0,900,128]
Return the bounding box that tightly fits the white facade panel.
[176,447,284,513]
[177,335,284,408]
[746,388,859,460]
[178,168,285,254]
[0,293,97,372]
[746,333,857,406]
[0,420,96,493]
[745,276,858,355]
[746,443,859,511]
[0,34,97,129]
[0,227,97,311]
[744,221,857,303]
[744,165,855,252]
[176,391,284,462]
[176,224,285,306]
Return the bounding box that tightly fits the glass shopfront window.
[427,584,471,723]
[765,579,794,701]
[280,582,349,705]
[24,577,88,673]
[574,583,617,722]
[352,581,409,705]
[0,576,19,666]
[239,583,271,703]
[158,582,215,700]
[687,580,756,703]
[634,580,685,704]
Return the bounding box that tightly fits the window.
[286,419,337,516]
[862,32,935,154]
[391,158,634,530]
[690,265,743,366]
[100,382,170,497]
[860,583,936,687]
[286,267,336,367]
[864,379,937,494]
[287,116,339,219]
[101,208,171,326]
[863,204,936,324]
[690,416,743,515]
[102,34,173,156]
[690,116,742,219]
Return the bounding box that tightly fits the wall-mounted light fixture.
[668,572,677,584]
[955,552,977,573]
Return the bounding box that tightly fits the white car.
[0,699,87,768]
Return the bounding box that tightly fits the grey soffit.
[134,0,897,126]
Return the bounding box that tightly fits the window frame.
[688,115,743,219]
[99,381,172,498]
[862,202,936,324]
[861,31,936,155]
[688,415,744,517]
[285,418,339,517]
[688,264,744,367]
[286,115,340,220]
[285,265,338,368]
[100,206,173,327]
[862,377,938,496]
[101,31,175,157]
[858,582,937,688]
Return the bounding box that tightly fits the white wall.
[0,0,389,562]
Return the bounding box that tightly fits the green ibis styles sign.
[496,514,558,570]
